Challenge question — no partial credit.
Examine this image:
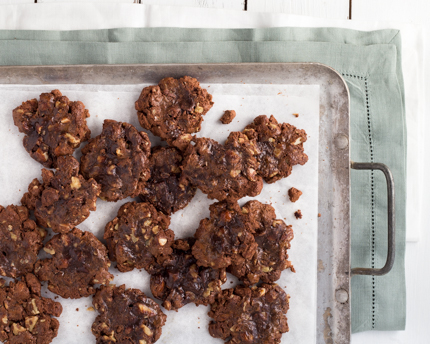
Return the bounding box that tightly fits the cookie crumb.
[220,110,236,124]
[293,113,299,117]
[288,187,302,202]
[318,213,321,217]
[76,308,79,312]
[87,307,95,311]
[294,210,302,219]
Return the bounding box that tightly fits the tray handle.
[350,162,395,276]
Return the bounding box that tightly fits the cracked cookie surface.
[181,133,263,202]
[228,201,294,285]
[0,274,62,344]
[104,202,174,273]
[135,76,213,151]
[80,119,151,202]
[208,284,289,344]
[243,115,308,183]
[192,201,258,270]
[150,238,227,311]
[140,146,196,215]
[12,89,90,168]
[0,205,45,278]
[92,284,166,344]
[21,156,100,233]
[34,228,113,299]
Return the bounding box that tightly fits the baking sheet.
[0,83,319,344]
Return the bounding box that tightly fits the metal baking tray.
[0,63,395,344]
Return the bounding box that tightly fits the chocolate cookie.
[140,146,196,215]
[135,76,214,151]
[104,202,174,273]
[12,89,91,168]
[150,238,227,311]
[80,119,151,202]
[0,274,62,344]
[208,284,289,344]
[181,133,263,201]
[228,201,294,285]
[34,228,113,299]
[288,187,302,202]
[220,110,236,124]
[192,202,257,269]
[243,115,308,183]
[0,205,45,278]
[92,284,166,344]
[21,156,100,233]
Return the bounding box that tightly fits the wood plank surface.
[141,0,245,10]
[353,0,429,21]
[0,0,34,3]
[37,0,138,3]
[247,0,350,19]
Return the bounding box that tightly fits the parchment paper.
[0,82,319,344]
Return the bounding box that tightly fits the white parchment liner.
[0,83,319,344]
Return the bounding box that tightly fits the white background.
[0,1,428,343]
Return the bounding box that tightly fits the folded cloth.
[0,26,406,333]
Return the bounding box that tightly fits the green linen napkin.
[0,27,406,333]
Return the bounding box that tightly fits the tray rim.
[0,62,351,344]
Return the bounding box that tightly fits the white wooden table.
[0,1,428,344]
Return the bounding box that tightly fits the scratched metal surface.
[0,62,351,343]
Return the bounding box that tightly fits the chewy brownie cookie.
[92,284,166,344]
[21,156,100,233]
[228,201,294,285]
[243,115,308,183]
[220,110,236,124]
[135,76,214,151]
[181,133,263,201]
[208,284,289,344]
[140,146,196,215]
[104,202,174,273]
[0,274,62,344]
[34,228,113,299]
[192,201,257,269]
[80,119,151,202]
[0,205,45,278]
[288,187,302,202]
[150,238,227,311]
[12,89,91,168]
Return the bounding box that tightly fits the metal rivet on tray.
[334,134,349,150]
[335,288,349,303]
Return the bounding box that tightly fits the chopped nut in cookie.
[135,76,213,151]
[34,228,113,299]
[140,146,196,215]
[80,119,151,202]
[150,238,227,311]
[0,274,62,344]
[92,284,166,344]
[104,202,174,273]
[228,200,295,285]
[0,205,45,278]
[192,201,258,269]
[21,156,100,233]
[208,284,289,344]
[181,133,263,201]
[242,115,308,183]
[12,89,91,168]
